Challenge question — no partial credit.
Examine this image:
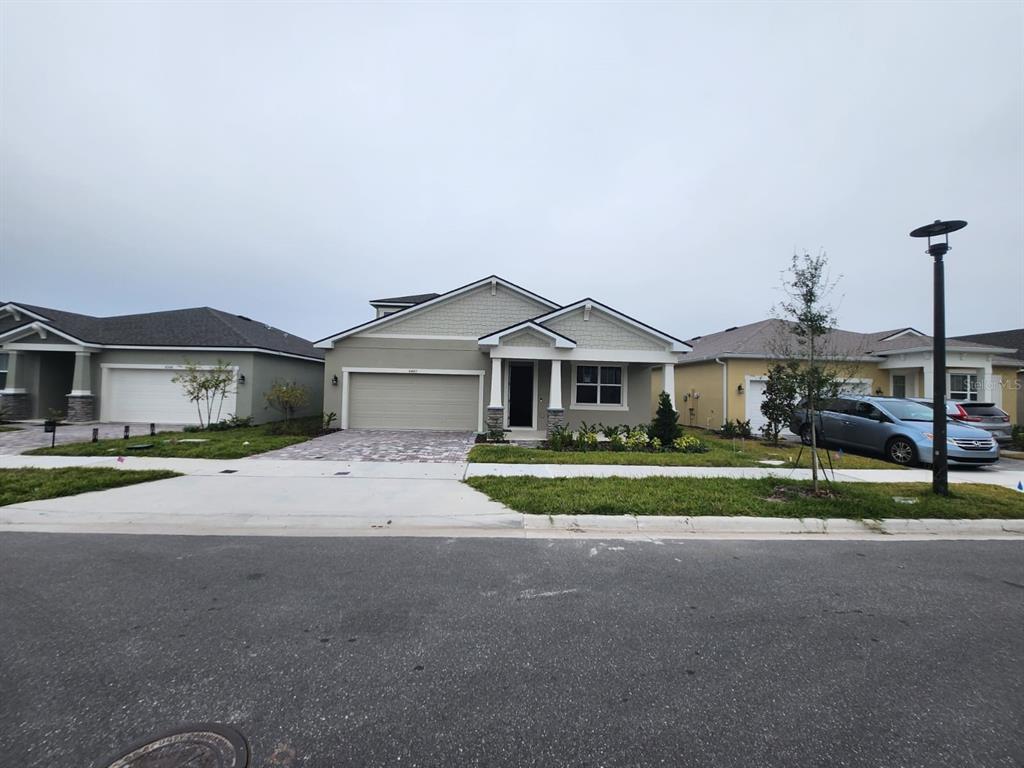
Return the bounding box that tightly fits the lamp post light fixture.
[909,218,967,496]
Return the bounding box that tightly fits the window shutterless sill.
[569,404,629,411]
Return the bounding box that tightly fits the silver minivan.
[789,395,1000,467]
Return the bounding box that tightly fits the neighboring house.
[0,302,324,424]
[953,328,1024,426]
[315,276,690,436]
[654,319,1020,432]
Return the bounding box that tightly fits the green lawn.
[465,476,1024,519]
[24,424,312,459]
[1,467,182,507]
[469,430,896,470]
[0,425,22,432]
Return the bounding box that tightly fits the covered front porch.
[0,344,98,422]
[482,352,679,440]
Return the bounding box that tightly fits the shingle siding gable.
[501,328,555,347]
[363,284,551,337]
[543,309,666,351]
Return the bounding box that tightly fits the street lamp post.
[909,219,968,496]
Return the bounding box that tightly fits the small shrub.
[608,433,626,452]
[486,425,507,443]
[324,412,338,430]
[264,381,310,422]
[673,434,709,453]
[1012,424,1024,450]
[546,424,574,451]
[207,414,253,431]
[183,425,203,433]
[650,436,663,451]
[624,427,650,451]
[650,391,682,446]
[720,419,752,439]
[577,421,601,451]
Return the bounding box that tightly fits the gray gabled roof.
[682,319,1013,363]
[369,293,441,306]
[0,302,324,360]
[953,328,1024,362]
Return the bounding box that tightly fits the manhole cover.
[103,723,248,768]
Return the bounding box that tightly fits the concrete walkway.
[1,455,1022,539]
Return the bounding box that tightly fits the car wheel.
[800,424,813,446]
[886,437,917,467]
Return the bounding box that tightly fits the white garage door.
[745,377,874,435]
[102,367,236,424]
[348,372,480,430]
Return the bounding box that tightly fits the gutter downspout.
[716,358,728,425]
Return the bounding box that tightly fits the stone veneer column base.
[546,408,566,437]
[485,407,505,437]
[0,392,31,420]
[66,394,96,422]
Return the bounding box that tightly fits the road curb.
[522,514,1024,537]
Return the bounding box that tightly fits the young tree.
[650,391,682,446]
[172,360,236,428]
[264,380,309,423]
[759,363,798,446]
[774,251,848,493]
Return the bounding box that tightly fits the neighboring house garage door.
[102,367,237,424]
[348,372,480,430]
[744,377,873,435]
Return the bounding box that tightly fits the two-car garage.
[343,370,483,431]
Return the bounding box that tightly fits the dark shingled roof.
[953,328,1024,362]
[1,302,323,359]
[369,293,440,306]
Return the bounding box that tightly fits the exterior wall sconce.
[331,375,339,386]
[875,387,883,395]
[737,384,744,394]
[238,374,246,385]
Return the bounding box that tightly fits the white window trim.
[570,363,628,411]
[503,360,538,429]
[948,371,980,401]
[338,367,485,432]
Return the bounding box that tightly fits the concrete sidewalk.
[3,454,1023,488]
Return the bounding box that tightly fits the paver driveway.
[256,428,477,462]
[0,423,185,455]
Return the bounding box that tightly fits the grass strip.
[1,467,182,507]
[465,476,1024,519]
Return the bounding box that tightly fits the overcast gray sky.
[2,1,1021,343]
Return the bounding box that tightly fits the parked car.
[912,398,1013,446]
[789,395,999,467]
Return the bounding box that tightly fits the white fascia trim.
[489,346,681,364]
[0,303,51,323]
[4,343,92,352]
[353,333,481,341]
[875,344,1016,356]
[339,367,486,433]
[479,322,576,349]
[0,322,90,346]
[0,388,28,394]
[102,345,323,363]
[101,363,240,372]
[67,390,93,396]
[879,328,926,342]
[315,276,560,348]
[530,300,693,353]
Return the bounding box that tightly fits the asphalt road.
[1,534,1022,768]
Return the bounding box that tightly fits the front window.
[574,365,624,407]
[0,352,7,390]
[949,373,979,401]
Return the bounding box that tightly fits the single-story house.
[315,276,691,437]
[953,328,1024,426]
[654,320,1021,432]
[0,302,324,424]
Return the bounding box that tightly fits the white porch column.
[662,363,676,408]
[549,359,562,410]
[70,351,92,395]
[489,356,503,408]
[922,367,934,400]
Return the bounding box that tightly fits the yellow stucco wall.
[994,366,1020,424]
[654,358,886,429]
